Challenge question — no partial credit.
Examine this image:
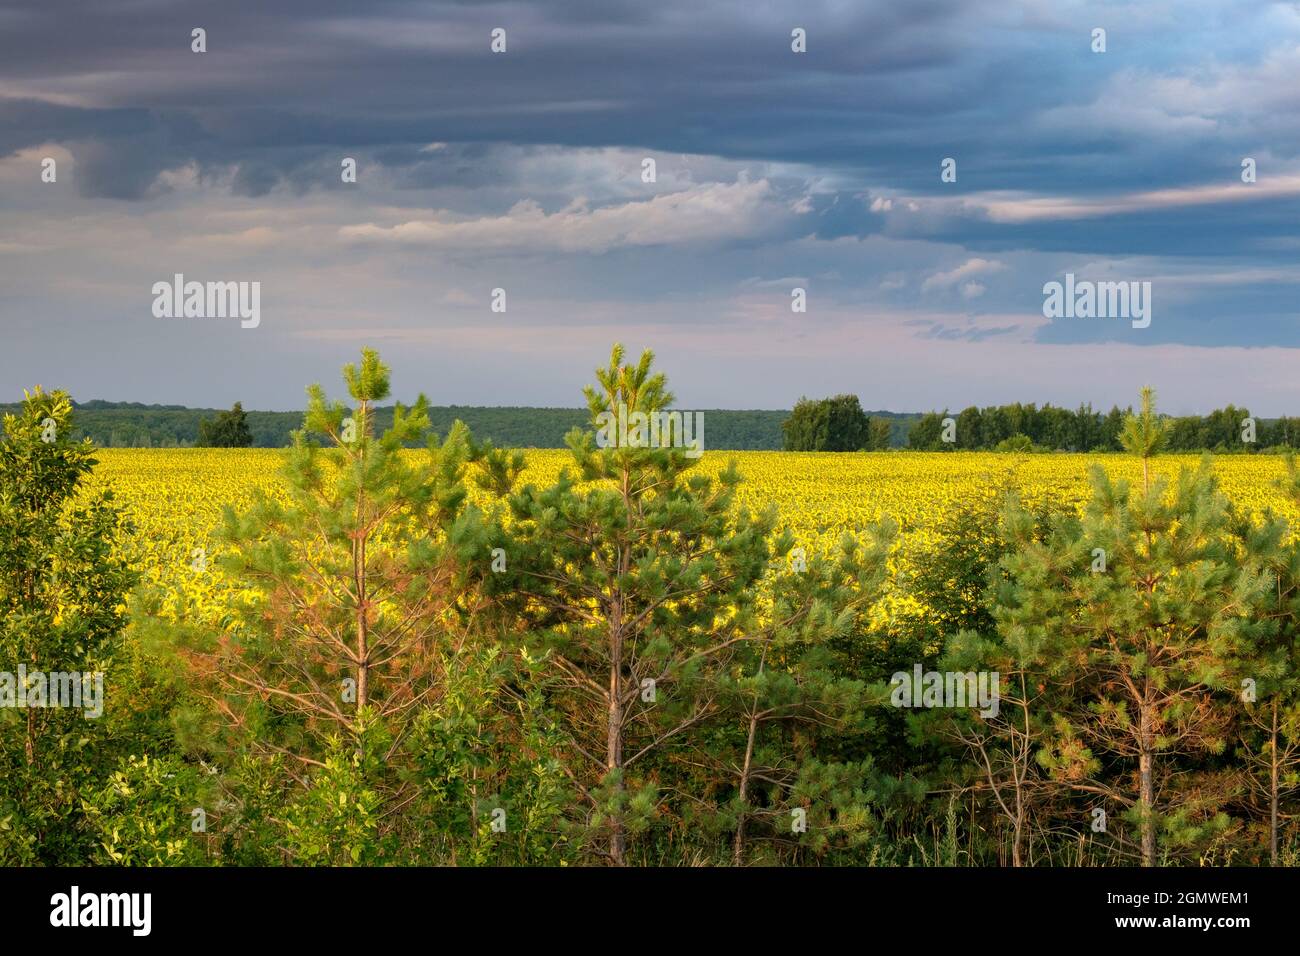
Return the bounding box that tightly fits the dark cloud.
[4,0,1291,205]
[2,0,1299,410]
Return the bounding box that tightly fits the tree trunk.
[355,530,369,715]
[1271,697,1280,866]
[1139,697,1156,867]
[607,621,625,866]
[733,649,767,867]
[605,476,634,867]
[353,399,371,718]
[733,706,760,866]
[1011,685,1028,868]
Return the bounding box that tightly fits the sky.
[1,0,1299,414]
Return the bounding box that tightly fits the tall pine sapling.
[198,350,477,786]
[477,345,811,864]
[998,389,1269,865]
[1232,456,1300,862]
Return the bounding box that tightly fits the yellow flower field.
[86,448,1300,625]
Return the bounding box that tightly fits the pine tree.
[939,520,1074,866]
[1120,385,1166,492]
[1232,455,1300,862]
[913,485,1072,866]
[719,521,895,864]
[997,389,1270,865]
[473,345,894,864]
[194,351,480,817]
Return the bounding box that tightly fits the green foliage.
[1119,385,1167,464]
[13,365,1300,868]
[1229,456,1300,861]
[783,394,892,451]
[404,646,571,866]
[906,391,1290,454]
[992,396,1270,865]
[181,350,578,865]
[197,402,253,448]
[467,345,898,864]
[908,411,951,450]
[473,344,789,861]
[0,388,138,863]
[204,348,473,757]
[8,400,811,450]
[283,725,387,866]
[81,753,209,865]
[783,397,829,451]
[993,434,1037,453]
[15,394,1297,453]
[710,526,895,864]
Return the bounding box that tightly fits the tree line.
[3,357,1300,867]
[10,394,1295,454]
[0,400,802,450]
[905,401,1300,453]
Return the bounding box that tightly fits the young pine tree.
[717,522,895,865]
[914,486,1074,867]
[474,345,896,864]
[1231,456,1300,863]
[190,350,483,859]
[997,389,1270,865]
[937,619,1074,866]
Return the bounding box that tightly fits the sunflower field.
[86,447,1300,630]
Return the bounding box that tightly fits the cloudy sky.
[2,0,1299,413]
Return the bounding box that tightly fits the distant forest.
[907,402,1300,453]
[2,398,1296,453]
[0,400,897,450]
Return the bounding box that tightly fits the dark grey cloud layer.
[2,0,1299,410]
[4,0,1294,200]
